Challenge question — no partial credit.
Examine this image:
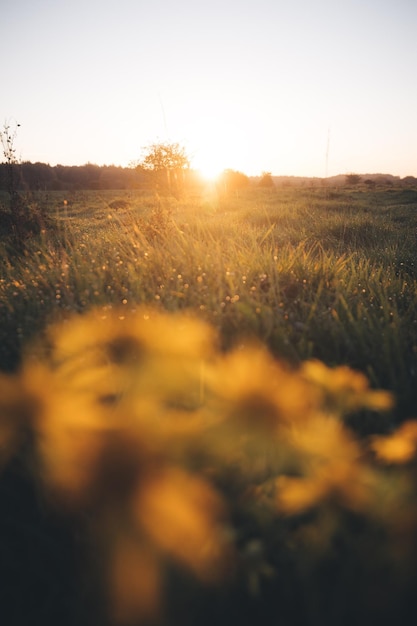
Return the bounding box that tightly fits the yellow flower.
[276,459,378,516]
[19,308,234,623]
[301,360,394,414]
[42,307,216,371]
[31,306,216,426]
[133,466,232,582]
[276,415,378,515]
[209,345,318,433]
[102,465,233,624]
[14,304,404,623]
[371,420,417,464]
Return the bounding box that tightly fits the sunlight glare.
[193,149,224,183]
[189,121,246,182]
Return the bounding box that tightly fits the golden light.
[193,148,225,183]
[188,119,246,183]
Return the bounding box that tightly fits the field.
[1,183,417,625]
[2,185,417,421]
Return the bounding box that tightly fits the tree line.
[0,161,254,195]
[0,134,255,195]
[0,162,147,192]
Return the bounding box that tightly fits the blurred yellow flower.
[133,466,232,582]
[209,345,318,433]
[276,459,378,516]
[17,308,234,622]
[301,360,394,413]
[288,414,360,468]
[42,307,216,372]
[371,420,417,464]
[0,305,404,624]
[276,415,379,515]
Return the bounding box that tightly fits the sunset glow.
[1,0,417,177]
[192,145,227,182]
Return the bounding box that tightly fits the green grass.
[1,185,417,424]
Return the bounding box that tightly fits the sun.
[193,150,224,183]
[189,132,234,183]
[187,120,250,182]
[196,164,223,183]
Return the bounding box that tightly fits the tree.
[136,141,190,196]
[0,120,21,198]
[217,169,250,196]
[0,122,55,252]
[259,171,274,188]
[364,178,376,190]
[402,176,417,188]
[345,173,361,187]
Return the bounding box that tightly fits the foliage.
[217,169,250,195]
[0,122,57,253]
[345,173,362,186]
[0,162,145,192]
[136,142,190,197]
[0,120,21,197]
[139,142,189,173]
[364,178,376,190]
[258,171,274,188]
[0,191,58,254]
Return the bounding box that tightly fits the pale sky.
[2,0,416,178]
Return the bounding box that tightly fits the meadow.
[1,184,417,423]
[1,182,417,626]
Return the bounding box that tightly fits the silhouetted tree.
[259,171,274,188]
[364,179,376,190]
[0,120,21,198]
[218,169,250,195]
[0,123,55,252]
[345,173,361,186]
[136,142,190,197]
[20,161,57,190]
[402,176,417,187]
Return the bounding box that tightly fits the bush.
[0,192,55,253]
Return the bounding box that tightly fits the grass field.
[1,183,417,626]
[1,185,417,423]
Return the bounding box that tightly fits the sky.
[1,0,416,178]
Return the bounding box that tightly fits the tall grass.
[1,186,416,422]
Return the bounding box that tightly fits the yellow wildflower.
[371,420,417,464]
[301,360,394,414]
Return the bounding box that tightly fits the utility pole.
[325,127,330,178]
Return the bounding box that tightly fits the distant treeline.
[0,162,147,192]
[0,161,416,193]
